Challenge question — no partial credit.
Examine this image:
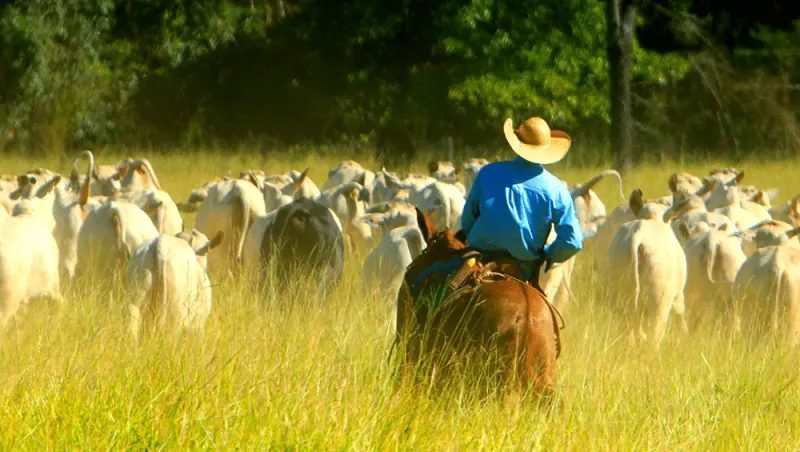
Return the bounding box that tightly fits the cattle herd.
[1,151,799,352]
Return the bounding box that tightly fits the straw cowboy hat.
[503,116,571,164]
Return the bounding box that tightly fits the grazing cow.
[195,178,266,272]
[361,202,426,298]
[662,191,736,243]
[699,172,771,230]
[118,188,183,235]
[127,230,223,338]
[84,157,162,196]
[320,181,372,250]
[668,171,704,196]
[396,211,560,393]
[323,160,376,196]
[76,198,160,280]
[0,209,61,327]
[678,222,745,325]
[733,226,800,345]
[260,198,345,292]
[181,177,224,212]
[770,195,800,226]
[241,211,279,267]
[736,220,798,257]
[52,151,106,279]
[463,158,489,194]
[408,181,465,231]
[9,170,63,232]
[570,169,625,238]
[371,169,436,203]
[608,189,688,347]
[428,160,466,194]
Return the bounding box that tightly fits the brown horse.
[395,209,561,394]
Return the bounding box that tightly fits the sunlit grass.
[0,149,798,448]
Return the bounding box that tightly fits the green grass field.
[0,151,798,449]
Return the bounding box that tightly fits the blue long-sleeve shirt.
[461,157,583,264]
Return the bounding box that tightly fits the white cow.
[428,161,465,194]
[76,199,160,280]
[462,158,489,194]
[127,230,223,338]
[570,169,625,238]
[118,188,183,235]
[770,195,800,226]
[195,178,266,273]
[320,181,372,250]
[678,222,745,325]
[0,209,61,327]
[361,202,425,298]
[668,171,704,196]
[408,181,465,231]
[9,170,63,232]
[323,160,376,196]
[608,189,687,346]
[662,191,736,243]
[81,156,162,196]
[733,226,800,344]
[50,150,113,280]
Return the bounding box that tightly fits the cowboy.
[460,116,583,284]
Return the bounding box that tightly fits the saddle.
[405,248,564,358]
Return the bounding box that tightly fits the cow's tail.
[234,189,251,263]
[572,169,625,200]
[705,240,719,284]
[632,241,642,310]
[773,267,786,334]
[110,208,128,259]
[150,238,168,329]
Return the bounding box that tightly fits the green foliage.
[0,0,796,160]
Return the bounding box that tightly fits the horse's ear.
[415,207,436,244]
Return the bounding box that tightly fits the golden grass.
[0,150,798,449]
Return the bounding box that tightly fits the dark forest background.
[1,0,799,167]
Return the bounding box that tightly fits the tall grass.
[0,150,798,449]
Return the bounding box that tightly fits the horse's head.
[415,207,465,258]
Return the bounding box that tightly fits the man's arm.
[543,189,583,265]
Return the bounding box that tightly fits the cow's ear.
[134,161,146,175]
[144,199,163,213]
[751,190,770,207]
[415,206,436,244]
[196,231,224,256]
[291,168,309,194]
[41,175,62,195]
[667,173,678,193]
[734,170,745,185]
[427,160,439,174]
[243,171,258,188]
[790,196,800,224]
[17,175,33,187]
[629,189,644,218]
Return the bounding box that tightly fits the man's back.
[461,157,582,264]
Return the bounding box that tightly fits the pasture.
[0,151,799,449]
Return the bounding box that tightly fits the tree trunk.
[607,0,637,174]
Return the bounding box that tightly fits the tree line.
[0,0,799,167]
